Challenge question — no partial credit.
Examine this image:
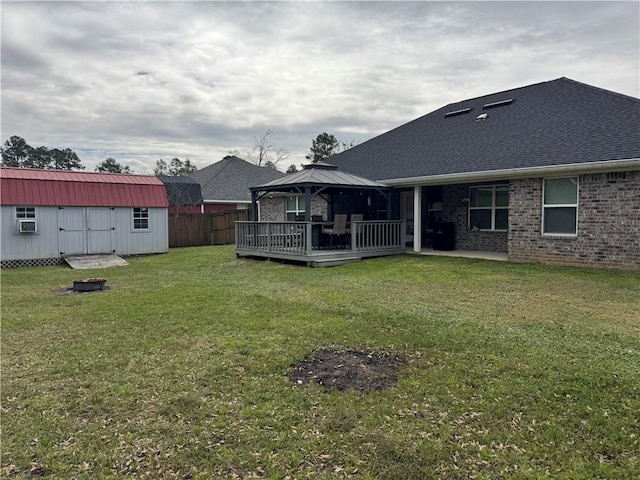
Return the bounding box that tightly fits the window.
[285,195,305,221]
[543,177,578,235]
[469,185,508,231]
[133,207,149,230]
[16,206,36,219]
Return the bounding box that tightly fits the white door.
[87,208,116,254]
[58,207,86,255]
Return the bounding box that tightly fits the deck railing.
[235,221,312,255]
[235,220,405,256]
[350,220,405,252]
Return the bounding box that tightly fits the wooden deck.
[235,220,406,267]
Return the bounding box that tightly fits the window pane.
[286,196,297,210]
[544,207,576,234]
[470,187,492,207]
[286,212,296,221]
[495,209,508,230]
[16,207,36,218]
[495,186,509,207]
[298,196,305,210]
[470,209,491,230]
[544,178,577,205]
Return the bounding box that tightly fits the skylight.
[482,98,514,109]
[444,107,472,118]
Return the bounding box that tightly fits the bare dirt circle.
[291,349,405,392]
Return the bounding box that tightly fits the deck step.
[310,256,362,268]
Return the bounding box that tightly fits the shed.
[1,167,169,267]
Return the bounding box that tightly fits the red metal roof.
[0,167,169,207]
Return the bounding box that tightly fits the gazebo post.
[251,191,258,221]
[304,186,312,221]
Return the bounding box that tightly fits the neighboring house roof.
[191,156,286,202]
[329,77,640,185]
[253,162,387,191]
[0,167,169,207]
[157,175,203,205]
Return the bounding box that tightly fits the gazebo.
[236,163,406,267]
[248,162,392,221]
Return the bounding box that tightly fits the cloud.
[2,1,638,173]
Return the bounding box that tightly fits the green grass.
[2,247,639,479]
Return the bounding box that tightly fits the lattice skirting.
[1,257,65,269]
[1,253,159,269]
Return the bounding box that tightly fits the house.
[157,175,204,214]
[1,167,169,268]
[240,78,639,269]
[330,77,640,269]
[191,155,286,214]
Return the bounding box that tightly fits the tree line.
[2,132,358,175]
[1,135,195,175]
[1,136,84,170]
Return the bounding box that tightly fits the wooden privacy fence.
[169,211,249,247]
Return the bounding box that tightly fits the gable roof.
[329,77,640,185]
[157,175,203,205]
[0,167,168,207]
[191,156,286,202]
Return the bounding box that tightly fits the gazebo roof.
[251,162,386,192]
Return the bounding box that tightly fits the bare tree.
[251,130,289,168]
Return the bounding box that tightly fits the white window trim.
[15,206,36,219]
[468,184,509,231]
[542,177,579,237]
[285,195,305,220]
[14,206,39,235]
[132,207,150,232]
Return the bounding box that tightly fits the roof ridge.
[441,77,565,110]
[558,77,640,103]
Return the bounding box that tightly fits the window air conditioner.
[18,219,37,233]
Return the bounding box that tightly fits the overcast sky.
[2,1,638,174]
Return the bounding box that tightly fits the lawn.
[1,247,639,479]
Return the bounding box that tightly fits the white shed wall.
[1,205,168,261]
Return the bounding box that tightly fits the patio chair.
[295,214,305,221]
[322,214,347,249]
[312,215,324,222]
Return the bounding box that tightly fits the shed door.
[87,208,116,254]
[58,207,86,255]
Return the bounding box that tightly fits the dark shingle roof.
[191,156,286,202]
[157,175,203,205]
[329,77,640,182]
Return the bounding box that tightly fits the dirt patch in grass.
[291,349,405,392]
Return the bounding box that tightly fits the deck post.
[413,186,422,253]
[305,222,313,255]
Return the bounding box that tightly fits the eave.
[380,158,640,187]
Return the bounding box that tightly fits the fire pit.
[73,278,107,292]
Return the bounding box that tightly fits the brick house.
[191,156,285,214]
[259,78,639,269]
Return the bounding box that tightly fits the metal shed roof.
[0,167,169,207]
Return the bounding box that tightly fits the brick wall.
[509,170,640,270]
[258,195,327,221]
[440,184,509,253]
